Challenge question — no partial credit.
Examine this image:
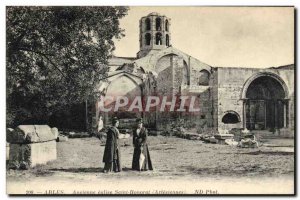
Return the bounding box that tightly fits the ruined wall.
[144,52,217,131]
[216,66,294,131]
[275,66,295,129]
[191,88,213,129]
[153,53,215,131]
[210,68,219,129]
[143,75,157,128]
[180,56,214,130]
[155,54,175,130]
[176,66,214,131]
[216,68,244,131]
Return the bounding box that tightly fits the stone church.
[94,12,294,133]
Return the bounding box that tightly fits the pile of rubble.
[170,126,259,148]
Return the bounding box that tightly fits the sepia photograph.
[5,6,295,195]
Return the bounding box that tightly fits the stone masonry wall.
[216,66,294,131]
[155,54,174,130]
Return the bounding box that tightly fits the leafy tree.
[6,6,129,127]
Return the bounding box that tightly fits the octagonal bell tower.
[137,12,171,58]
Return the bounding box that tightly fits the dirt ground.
[6,136,295,195]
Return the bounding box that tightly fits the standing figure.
[98,115,104,132]
[97,115,104,141]
[102,117,122,173]
[132,118,153,171]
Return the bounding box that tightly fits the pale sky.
[113,6,294,68]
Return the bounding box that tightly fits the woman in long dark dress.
[102,117,122,173]
[132,118,153,171]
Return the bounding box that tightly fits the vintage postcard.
[6,6,295,195]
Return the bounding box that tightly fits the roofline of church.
[213,64,294,70]
[101,70,143,80]
[109,52,294,71]
[110,55,136,60]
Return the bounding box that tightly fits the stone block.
[58,135,68,142]
[119,133,130,139]
[185,132,201,140]
[8,140,57,169]
[214,133,234,140]
[225,139,239,146]
[238,138,258,148]
[68,132,90,138]
[209,136,218,144]
[51,127,59,140]
[7,125,56,144]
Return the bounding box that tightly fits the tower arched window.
[155,33,162,45]
[165,20,169,31]
[145,33,151,45]
[145,18,151,31]
[156,18,161,31]
[166,34,170,46]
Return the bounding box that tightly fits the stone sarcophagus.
[7,125,57,169]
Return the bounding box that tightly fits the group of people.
[100,117,153,173]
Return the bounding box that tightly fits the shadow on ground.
[50,167,104,173]
[49,167,135,173]
[180,165,279,176]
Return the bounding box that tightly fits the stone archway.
[222,111,241,124]
[96,72,143,128]
[241,73,289,130]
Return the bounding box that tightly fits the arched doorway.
[242,73,289,130]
